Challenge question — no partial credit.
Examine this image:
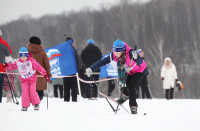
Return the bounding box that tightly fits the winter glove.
[86,68,92,77]
[44,74,50,82]
[161,77,164,80]
[132,51,138,59]
[3,63,8,68]
[5,56,13,63]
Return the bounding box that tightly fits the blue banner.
[45,41,77,80]
[100,52,118,78]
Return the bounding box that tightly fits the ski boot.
[131,106,137,114]
[21,107,28,111]
[34,104,39,111]
[117,94,129,105]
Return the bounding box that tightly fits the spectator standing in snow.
[81,39,102,99]
[86,39,147,114]
[136,49,152,99]
[0,29,12,103]
[107,79,115,97]
[3,56,16,103]
[52,78,63,98]
[63,37,85,102]
[3,47,50,111]
[27,36,52,101]
[161,57,178,100]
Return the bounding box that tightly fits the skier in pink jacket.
[86,39,147,114]
[3,47,50,111]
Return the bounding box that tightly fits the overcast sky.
[0,0,118,25]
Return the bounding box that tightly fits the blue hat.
[88,39,95,44]
[19,47,29,57]
[137,49,143,54]
[112,39,126,52]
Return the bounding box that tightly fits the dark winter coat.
[27,44,52,90]
[141,57,149,75]
[81,44,102,72]
[71,45,85,73]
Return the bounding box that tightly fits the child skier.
[3,47,50,111]
[86,39,147,114]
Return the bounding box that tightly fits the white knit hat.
[0,29,2,36]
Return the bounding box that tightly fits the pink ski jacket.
[113,43,147,75]
[6,53,47,84]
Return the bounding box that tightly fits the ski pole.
[89,76,117,112]
[47,82,48,109]
[5,69,19,105]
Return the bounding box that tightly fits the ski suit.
[6,53,47,107]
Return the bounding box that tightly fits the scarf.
[117,53,126,86]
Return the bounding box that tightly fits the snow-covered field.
[0,97,199,131]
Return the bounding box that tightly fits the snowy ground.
[0,97,199,131]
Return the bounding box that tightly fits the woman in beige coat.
[161,57,178,100]
[27,36,52,101]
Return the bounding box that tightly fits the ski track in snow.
[0,98,199,131]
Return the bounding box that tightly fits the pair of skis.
[98,90,130,114]
[99,91,147,116]
[87,75,130,114]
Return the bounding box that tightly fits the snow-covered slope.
[0,98,199,131]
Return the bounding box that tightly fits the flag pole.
[76,72,82,97]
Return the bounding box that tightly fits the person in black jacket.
[136,49,152,99]
[81,39,102,99]
[107,79,115,97]
[63,37,85,102]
